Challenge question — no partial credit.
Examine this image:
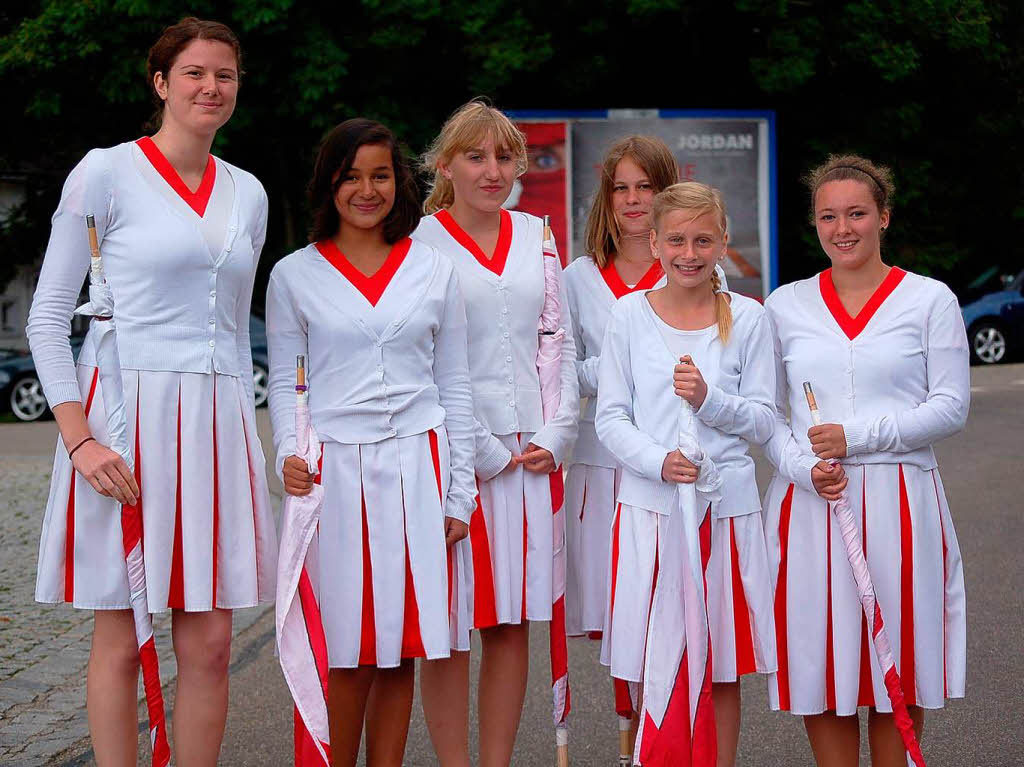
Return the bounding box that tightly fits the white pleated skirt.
[315,427,452,669]
[447,432,555,651]
[36,365,277,612]
[564,463,619,637]
[763,463,966,715]
[601,502,776,684]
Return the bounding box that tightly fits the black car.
[2,316,271,422]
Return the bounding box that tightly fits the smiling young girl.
[597,182,777,766]
[413,100,579,767]
[27,18,276,765]
[762,155,968,766]
[265,119,477,767]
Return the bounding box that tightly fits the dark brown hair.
[146,17,242,124]
[308,119,420,244]
[804,153,895,222]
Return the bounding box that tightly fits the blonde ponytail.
[710,268,732,344]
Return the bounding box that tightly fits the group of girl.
[26,15,969,767]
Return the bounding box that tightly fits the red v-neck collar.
[600,258,664,299]
[315,237,412,307]
[819,267,907,339]
[136,136,216,217]
[434,208,513,276]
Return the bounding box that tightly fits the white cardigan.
[413,210,579,479]
[27,141,266,407]
[763,268,970,493]
[265,239,477,524]
[565,256,729,469]
[595,290,775,518]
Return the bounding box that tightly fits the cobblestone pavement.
[0,414,280,765]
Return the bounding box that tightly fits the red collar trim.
[434,208,513,276]
[599,258,664,299]
[314,238,413,307]
[136,136,216,217]
[819,267,907,339]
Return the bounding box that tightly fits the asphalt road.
[26,362,1024,765]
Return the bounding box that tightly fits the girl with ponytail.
[597,181,778,766]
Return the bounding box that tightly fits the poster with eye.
[509,110,776,297]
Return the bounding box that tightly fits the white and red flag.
[803,383,926,767]
[275,358,331,766]
[633,397,721,767]
[75,215,170,766]
[536,218,571,761]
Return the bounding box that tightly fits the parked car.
[2,316,271,422]
[961,269,1024,364]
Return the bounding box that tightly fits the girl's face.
[333,143,396,234]
[611,156,656,239]
[650,208,727,289]
[440,133,519,213]
[813,179,890,270]
[154,39,239,136]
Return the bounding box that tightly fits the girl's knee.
[173,612,233,677]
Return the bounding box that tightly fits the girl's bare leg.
[804,712,860,767]
[478,622,530,767]
[87,610,140,767]
[420,651,471,767]
[712,681,741,767]
[364,659,415,766]
[171,608,233,767]
[328,666,376,767]
[868,705,924,767]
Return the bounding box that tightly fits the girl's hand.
[673,355,708,409]
[810,460,848,501]
[516,443,556,474]
[444,517,469,548]
[283,455,316,496]
[72,440,139,506]
[808,423,847,460]
[661,449,700,484]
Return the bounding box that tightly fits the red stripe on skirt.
[774,484,795,710]
[857,472,875,706]
[729,518,756,677]
[898,465,917,706]
[65,368,100,602]
[358,490,377,665]
[211,379,219,608]
[469,492,499,629]
[425,430,453,614]
[693,508,716,765]
[168,386,185,609]
[825,507,837,711]
[521,488,528,623]
[401,522,426,659]
[609,504,623,638]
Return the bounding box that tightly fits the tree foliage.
[1,0,1020,295]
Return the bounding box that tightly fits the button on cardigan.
[26,141,266,408]
[595,290,775,518]
[762,269,970,493]
[413,210,579,479]
[265,239,477,524]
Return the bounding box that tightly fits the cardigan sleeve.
[265,267,307,480]
[695,308,777,446]
[761,304,819,493]
[234,185,267,411]
[530,244,580,466]
[431,267,478,524]
[26,149,111,407]
[843,294,970,456]
[595,304,670,482]
[566,270,600,398]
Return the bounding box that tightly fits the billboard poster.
[507,110,776,297]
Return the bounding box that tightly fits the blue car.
[961,269,1024,364]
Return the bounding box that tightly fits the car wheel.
[252,363,269,408]
[10,375,49,422]
[970,322,1008,364]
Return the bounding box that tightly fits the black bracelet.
[68,436,95,459]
